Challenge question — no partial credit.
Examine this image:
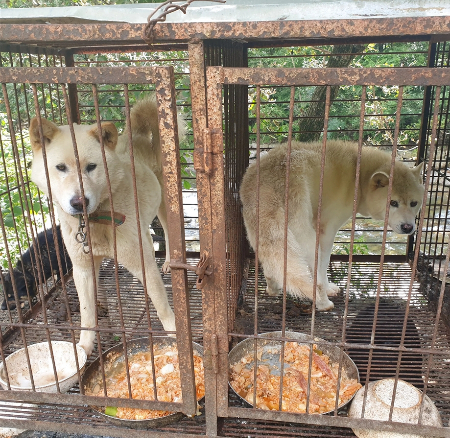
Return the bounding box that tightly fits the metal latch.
[169,251,212,289]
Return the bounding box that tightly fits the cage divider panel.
[204,40,250,334]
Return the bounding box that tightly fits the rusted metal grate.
[232,260,450,425]
[0,257,205,433]
[0,257,204,353]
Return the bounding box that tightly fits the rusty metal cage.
[0,5,450,438]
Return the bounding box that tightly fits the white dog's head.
[367,162,424,235]
[29,117,122,216]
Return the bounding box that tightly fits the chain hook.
[143,0,226,46]
[76,215,90,254]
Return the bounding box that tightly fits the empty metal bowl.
[348,378,442,438]
[81,336,204,429]
[229,331,360,414]
[0,341,87,393]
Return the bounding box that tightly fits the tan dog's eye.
[56,164,67,172]
[86,163,97,172]
[390,200,399,208]
[410,201,418,207]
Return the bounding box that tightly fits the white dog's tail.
[125,96,162,170]
[126,95,185,172]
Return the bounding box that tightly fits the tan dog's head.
[367,161,424,235]
[29,117,120,216]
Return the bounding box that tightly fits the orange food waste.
[230,341,361,414]
[87,346,205,420]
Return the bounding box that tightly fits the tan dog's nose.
[401,223,414,234]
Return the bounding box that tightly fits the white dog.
[29,97,177,355]
[240,140,424,311]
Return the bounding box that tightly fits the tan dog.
[240,140,424,311]
[29,97,176,356]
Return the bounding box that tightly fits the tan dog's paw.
[316,298,334,312]
[161,261,171,274]
[265,285,279,296]
[326,283,341,297]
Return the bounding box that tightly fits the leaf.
[3,214,14,228]
[105,406,118,417]
[13,205,23,217]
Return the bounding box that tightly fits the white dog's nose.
[401,223,414,234]
[70,196,89,212]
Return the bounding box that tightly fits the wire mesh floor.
[0,259,448,436]
[230,259,450,432]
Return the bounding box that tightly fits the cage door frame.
[0,65,199,417]
[204,64,450,438]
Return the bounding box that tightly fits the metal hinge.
[211,334,219,374]
[206,334,228,374]
[169,251,212,289]
[194,128,222,174]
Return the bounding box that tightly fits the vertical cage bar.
[205,65,229,422]
[189,39,220,436]
[155,66,198,416]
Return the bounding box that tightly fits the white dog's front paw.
[326,283,341,297]
[316,297,334,312]
[77,340,94,357]
[161,260,171,274]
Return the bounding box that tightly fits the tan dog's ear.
[371,171,390,189]
[29,117,60,151]
[412,161,424,183]
[88,122,118,150]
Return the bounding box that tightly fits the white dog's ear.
[29,117,60,151]
[370,171,390,189]
[88,122,118,150]
[412,161,424,183]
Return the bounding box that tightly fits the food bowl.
[348,378,442,438]
[81,337,204,429]
[229,331,360,414]
[0,341,87,393]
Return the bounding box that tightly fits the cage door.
[0,65,200,422]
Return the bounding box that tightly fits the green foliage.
[334,235,370,256]
[248,42,429,146]
[0,113,49,270]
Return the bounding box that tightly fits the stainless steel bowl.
[81,337,203,429]
[0,341,86,393]
[229,331,360,414]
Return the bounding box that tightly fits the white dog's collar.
[74,211,126,254]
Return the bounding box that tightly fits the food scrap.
[229,341,361,414]
[87,345,205,421]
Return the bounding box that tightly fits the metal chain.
[143,0,226,45]
[75,215,90,254]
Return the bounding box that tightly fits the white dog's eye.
[56,164,67,172]
[410,201,418,207]
[86,163,97,172]
[390,200,399,208]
